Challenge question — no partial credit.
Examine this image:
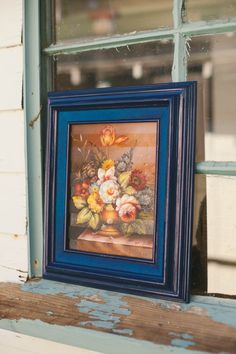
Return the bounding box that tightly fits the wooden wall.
[0,0,28,283]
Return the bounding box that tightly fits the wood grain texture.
[0,0,22,48]
[0,46,23,111]
[0,110,25,173]
[0,281,236,353]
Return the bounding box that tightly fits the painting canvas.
[68,122,159,260]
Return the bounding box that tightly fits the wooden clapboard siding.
[0,0,28,283]
[0,110,25,173]
[0,46,23,111]
[0,233,28,282]
[0,174,26,235]
[0,0,22,48]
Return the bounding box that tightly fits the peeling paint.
[169,331,195,349]
[77,294,131,332]
[28,105,42,128]
[0,319,209,354]
[112,328,133,336]
[171,338,196,348]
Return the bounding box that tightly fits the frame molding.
[44,82,196,302]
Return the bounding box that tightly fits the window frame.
[24,0,236,285]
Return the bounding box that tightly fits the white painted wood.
[0,0,22,48]
[0,110,25,173]
[207,176,236,295]
[0,46,23,111]
[0,233,28,271]
[0,328,101,354]
[0,173,26,235]
[0,265,27,283]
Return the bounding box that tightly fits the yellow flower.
[102,159,115,171]
[87,192,104,213]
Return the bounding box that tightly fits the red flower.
[130,170,147,191]
[74,181,90,198]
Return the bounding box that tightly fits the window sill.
[0,279,236,353]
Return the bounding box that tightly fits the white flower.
[97,166,117,185]
[99,180,120,204]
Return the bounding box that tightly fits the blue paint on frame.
[44,82,197,302]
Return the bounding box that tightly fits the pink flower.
[116,195,141,223]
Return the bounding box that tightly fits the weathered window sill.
[0,279,236,353]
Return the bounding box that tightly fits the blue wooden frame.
[44,82,197,302]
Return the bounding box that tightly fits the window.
[25,0,236,298]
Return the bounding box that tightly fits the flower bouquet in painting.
[69,122,158,259]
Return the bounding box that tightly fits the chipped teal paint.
[112,328,133,336]
[194,302,236,329]
[157,296,236,329]
[21,280,236,331]
[78,297,131,332]
[169,332,196,348]
[0,319,209,354]
[171,338,196,348]
[22,280,132,333]
[169,332,194,340]
[22,279,103,297]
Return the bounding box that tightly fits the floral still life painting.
[68,122,159,260]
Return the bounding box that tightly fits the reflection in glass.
[54,40,173,90]
[192,174,236,297]
[206,175,236,296]
[185,0,236,23]
[54,0,173,43]
[188,33,236,161]
[68,122,158,260]
[191,174,207,293]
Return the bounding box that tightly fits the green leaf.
[124,186,136,195]
[118,171,131,189]
[127,219,146,235]
[88,213,100,230]
[72,196,87,210]
[76,207,92,224]
[120,223,129,235]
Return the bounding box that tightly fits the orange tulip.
[100,125,115,146]
[115,135,128,144]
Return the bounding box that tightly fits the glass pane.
[185,0,236,23]
[68,122,158,260]
[188,33,236,161]
[54,40,173,91]
[54,0,173,43]
[206,175,236,296]
[191,175,236,297]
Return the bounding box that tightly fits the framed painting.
[44,82,197,302]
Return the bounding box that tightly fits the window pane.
[185,0,236,23]
[207,175,236,296]
[54,0,173,43]
[188,33,236,161]
[54,40,173,91]
[192,174,236,297]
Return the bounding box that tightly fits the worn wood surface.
[0,328,101,354]
[0,280,236,353]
